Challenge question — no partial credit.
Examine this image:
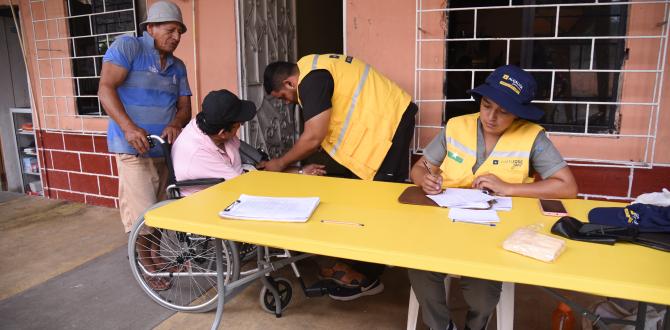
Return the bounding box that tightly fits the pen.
[422,159,434,176]
[223,199,241,211]
[452,219,496,227]
[320,219,365,227]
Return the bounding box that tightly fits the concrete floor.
[0,193,614,329]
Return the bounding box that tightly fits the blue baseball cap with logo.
[588,203,670,233]
[468,65,544,121]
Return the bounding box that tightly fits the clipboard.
[397,186,439,207]
[219,194,320,222]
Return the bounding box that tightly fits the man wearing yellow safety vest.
[409,65,578,330]
[262,54,418,301]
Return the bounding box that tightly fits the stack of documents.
[426,188,513,225]
[219,194,320,223]
[427,188,496,209]
[491,196,512,211]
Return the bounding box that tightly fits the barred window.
[443,0,628,133]
[66,0,137,116]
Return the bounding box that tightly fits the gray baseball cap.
[140,1,187,33]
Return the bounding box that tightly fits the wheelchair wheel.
[259,277,292,315]
[128,200,240,312]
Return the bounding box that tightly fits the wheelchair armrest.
[174,178,225,187]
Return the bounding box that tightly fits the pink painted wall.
[345,0,415,95]
[638,4,670,165]
[189,1,240,100]
[657,52,670,164]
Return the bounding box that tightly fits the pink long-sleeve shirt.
[171,119,243,196]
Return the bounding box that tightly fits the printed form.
[219,194,320,222]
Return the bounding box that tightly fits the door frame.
[234,0,347,142]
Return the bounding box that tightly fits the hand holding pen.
[421,159,443,195]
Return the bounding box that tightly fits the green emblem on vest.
[447,150,463,163]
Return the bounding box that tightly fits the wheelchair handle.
[145,134,178,189]
[147,135,165,149]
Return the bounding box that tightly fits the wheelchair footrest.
[302,280,338,298]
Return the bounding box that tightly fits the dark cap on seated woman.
[196,89,257,134]
[468,65,544,121]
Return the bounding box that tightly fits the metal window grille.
[414,1,670,173]
[237,0,299,158]
[29,0,136,132]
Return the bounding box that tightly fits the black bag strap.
[578,224,638,242]
[550,216,617,245]
[633,233,670,252]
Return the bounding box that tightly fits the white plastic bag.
[502,224,566,262]
[633,188,670,207]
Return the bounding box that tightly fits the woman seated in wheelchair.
[171,89,326,197]
[133,90,323,294]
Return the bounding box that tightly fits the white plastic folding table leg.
[495,282,515,330]
[407,287,420,330]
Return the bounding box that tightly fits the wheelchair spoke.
[129,212,239,312]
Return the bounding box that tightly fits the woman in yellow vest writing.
[409,65,577,330]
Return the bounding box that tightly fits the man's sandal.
[144,275,172,291]
[318,262,367,288]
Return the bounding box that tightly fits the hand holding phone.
[539,199,568,217]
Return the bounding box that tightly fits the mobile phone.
[539,199,568,217]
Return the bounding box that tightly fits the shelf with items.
[10,108,43,196]
[20,145,37,156]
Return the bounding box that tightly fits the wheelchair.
[127,135,319,315]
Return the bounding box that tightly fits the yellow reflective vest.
[296,54,411,180]
[439,113,544,187]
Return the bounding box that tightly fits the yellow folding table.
[145,171,670,329]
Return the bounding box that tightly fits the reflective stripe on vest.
[330,64,370,156]
[311,54,319,70]
[439,113,543,188]
[445,136,476,158]
[296,54,411,180]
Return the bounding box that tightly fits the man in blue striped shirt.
[98,1,191,291]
